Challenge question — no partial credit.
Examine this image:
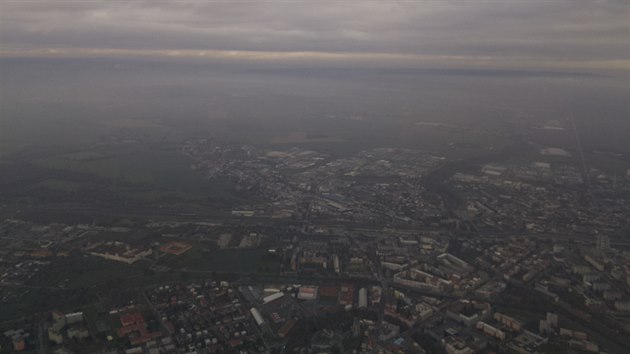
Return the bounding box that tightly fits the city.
[1,1,628,353]
[2,135,630,353]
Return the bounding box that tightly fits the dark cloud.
[1,1,628,68]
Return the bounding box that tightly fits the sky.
[0,1,629,156]
[1,0,629,71]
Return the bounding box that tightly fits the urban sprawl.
[2,134,630,354]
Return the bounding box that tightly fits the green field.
[30,256,146,289]
[29,179,83,192]
[160,247,272,274]
[13,141,246,208]
[33,146,202,188]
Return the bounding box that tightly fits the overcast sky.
[1,1,629,70]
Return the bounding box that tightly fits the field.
[28,255,146,290]
[0,134,247,225]
[159,244,277,274]
[33,145,208,191]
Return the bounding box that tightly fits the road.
[37,321,46,354]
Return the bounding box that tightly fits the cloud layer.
[1,1,628,69]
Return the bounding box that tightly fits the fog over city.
[0,1,629,354]
[2,1,629,63]
[2,1,629,151]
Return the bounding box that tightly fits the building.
[415,303,434,321]
[358,288,368,308]
[538,313,558,336]
[231,210,254,217]
[48,327,63,345]
[65,312,84,325]
[277,319,296,338]
[67,326,89,340]
[614,301,630,312]
[583,253,604,272]
[85,242,152,264]
[443,336,474,354]
[159,241,192,255]
[117,312,162,346]
[394,267,453,293]
[352,317,361,337]
[596,234,610,251]
[297,286,318,301]
[52,311,66,325]
[250,307,265,326]
[339,284,354,306]
[493,312,523,332]
[262,292,284,304]
[446,301,491,327]
[508,331,547,354]
[333,255,341,273]
[476,321,506,341]
[4,329,29,352]
[13,337,26,352]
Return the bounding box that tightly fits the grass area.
[128,190,205,202]
[496,306,546,325]
[29,179,82,192]
[160,247,270,274]
[58,151,105,161]
[0,288,49,320]
[34,155,118,179]
[30,256,145,289]
[585,152,630,176]
[30,144,243,205]
[538,340,570,353]
[0,287,99,322]
[33,147,193,186]
[256,255,283,274]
